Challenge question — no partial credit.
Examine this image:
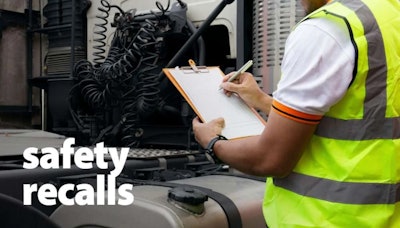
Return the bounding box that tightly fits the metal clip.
[188,59,200,73]
[179,59,209,73]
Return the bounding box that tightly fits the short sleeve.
[272,17,355,123]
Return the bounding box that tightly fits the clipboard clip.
[180,59,208,73]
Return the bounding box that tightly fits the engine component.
[70,0,198,148]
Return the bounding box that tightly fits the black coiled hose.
[92,0,111,65]
[72,0,191,147]
[130,20,161,115]
[92,0,126,66]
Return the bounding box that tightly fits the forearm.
[212,136,279,177]
[210,111,316,177]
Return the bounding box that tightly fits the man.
[192,0,400,227]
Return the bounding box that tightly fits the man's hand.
[192,117,225,148]
[220,72,272,114]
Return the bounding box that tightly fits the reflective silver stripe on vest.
[316,116,400,140]
[274,172,400,204]
[315,0,400,140]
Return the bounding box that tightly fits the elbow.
[272,167,292,178]
[251,159,294,178]
[263,167,292,178]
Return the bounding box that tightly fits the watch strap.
[205,135,227,163]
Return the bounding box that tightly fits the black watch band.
[205,135,227,163]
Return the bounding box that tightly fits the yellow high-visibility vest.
[263,0,400,227]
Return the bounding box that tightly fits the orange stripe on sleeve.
[272,100,323,125]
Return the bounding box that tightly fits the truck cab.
[0,0,304,227]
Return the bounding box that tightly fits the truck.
[0,0,304,227]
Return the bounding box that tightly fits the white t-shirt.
[272,17,355,122]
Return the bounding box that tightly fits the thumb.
[213,117,225,128]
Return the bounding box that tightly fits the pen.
[219,60,253,90]
[228,60,253,82]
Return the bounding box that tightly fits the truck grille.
[252,0,304,93]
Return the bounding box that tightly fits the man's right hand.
[220,72,272,114]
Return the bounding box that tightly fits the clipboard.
[163,60,266,140]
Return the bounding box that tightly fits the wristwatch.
[205,135,227,163]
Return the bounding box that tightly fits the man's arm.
[193,110,317,177]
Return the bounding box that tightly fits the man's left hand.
[192,117,225,148]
